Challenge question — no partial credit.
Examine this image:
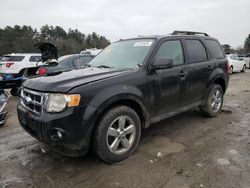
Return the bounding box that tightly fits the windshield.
[89,39,155,69]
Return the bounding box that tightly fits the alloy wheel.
[106,115,136,155]
[211,89,222,112]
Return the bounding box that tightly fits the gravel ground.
[0,70,249,188]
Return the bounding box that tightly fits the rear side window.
[29,56,41,62]
[1,56,25,62]
[155,40,184,66]
[185,40,207,63]
[205,40,224,59]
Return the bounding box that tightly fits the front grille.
[21,88,45,114]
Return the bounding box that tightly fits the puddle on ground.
[224,101,240,108]
[228,149,238,155]
[139,136,185,157]
[217,158,230,166]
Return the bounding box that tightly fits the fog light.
[57,131,62,139]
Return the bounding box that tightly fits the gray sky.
[0,0,249,48]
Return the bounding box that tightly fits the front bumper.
[17,103,98,156]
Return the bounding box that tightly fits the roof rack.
[172,30,209,36]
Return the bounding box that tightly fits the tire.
[241,65,246,72]
[229,66,233,75]
[92,105,141,163]
[10,88,20,97]
[200,84,223,117]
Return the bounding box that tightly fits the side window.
[230,55,236,60]
[205,40,225,59]
[155,40,184,66]
[73,56,93,69]
[186,40,207,63]
[29,56,42,62]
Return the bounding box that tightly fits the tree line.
[0,25,110,56]
[222,33,250,55]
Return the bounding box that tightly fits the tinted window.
[73,56,93,69]
[155,40,184,66]
[205,40,224,59]
[1,56,25,62]
[29,56,41,62]
[186,40,207,63]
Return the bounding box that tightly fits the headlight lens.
[46,94,81,113]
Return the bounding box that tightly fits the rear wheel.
[229,66,233,74]
[200,84,223,117]
[241,65,246,72]
[92,106,141,163]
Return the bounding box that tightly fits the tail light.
[36,67,47,75]
[6,62,14,68]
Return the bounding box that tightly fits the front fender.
[87,84,150,126]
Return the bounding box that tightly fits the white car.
[242,54,250,68]
[226,54,246,74]
[0,53,41,76]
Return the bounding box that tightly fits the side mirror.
[151,58,173,71]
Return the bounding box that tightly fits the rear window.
[1,56,25,62]
[29,56,42,62]
[185,40,207,63]
[205,40,225,59]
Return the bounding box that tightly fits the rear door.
[183,39,211,104]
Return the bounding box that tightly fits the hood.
[23,67,132,92]
[35,42,58,62]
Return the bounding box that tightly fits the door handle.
[179,70,187,81]
[179,70,186,77]
[208,65,212,70]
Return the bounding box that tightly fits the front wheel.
[229,66,233,75]
[200,84,223,117]
[241,65,246,72]
[92,106,141,163]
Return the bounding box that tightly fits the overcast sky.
[0,0,249,48]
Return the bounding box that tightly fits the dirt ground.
[0,71,250,188]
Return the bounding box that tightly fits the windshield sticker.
[133,41,153,47]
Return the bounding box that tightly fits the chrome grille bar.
[21,88,45,114]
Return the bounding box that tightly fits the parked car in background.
[0,53,41,77]
[18,31,229,163]
[24,54,95,77]
[242,54,250,68]
[227,54,247,74]
[80,48,102,56]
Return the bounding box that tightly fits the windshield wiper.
[96,65,113,68]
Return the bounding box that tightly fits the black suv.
[17,31,229,163]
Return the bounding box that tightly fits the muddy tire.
[241,65,246,72]
[92,106,141,163]
[200,84,223,117]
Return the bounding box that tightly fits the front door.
[149,40,189,117]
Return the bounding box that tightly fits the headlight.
[46,93,81,113]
